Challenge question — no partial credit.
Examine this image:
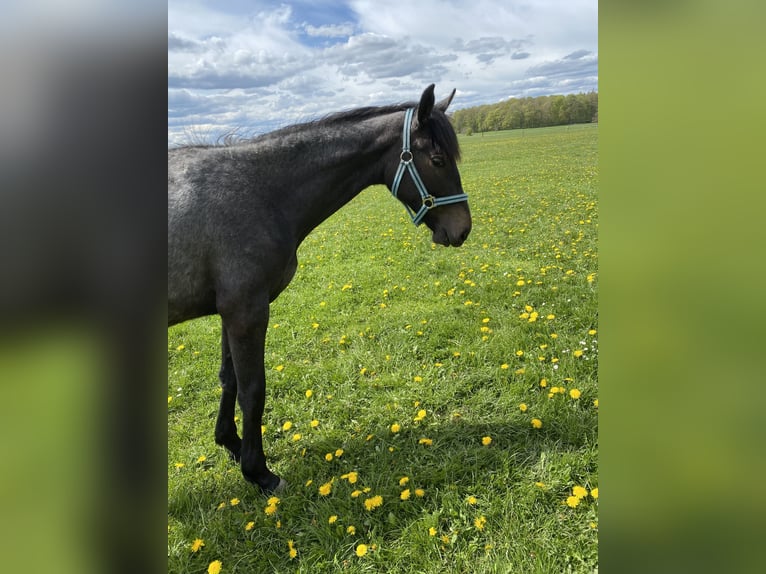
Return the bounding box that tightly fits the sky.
[168,0,597,145]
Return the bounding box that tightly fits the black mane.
[178,102,461,162]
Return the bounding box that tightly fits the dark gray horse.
[168,85,471,493]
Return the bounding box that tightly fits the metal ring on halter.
[400,150,413,163]
[423,195,435,209]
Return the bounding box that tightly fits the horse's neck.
[283,115,400,244]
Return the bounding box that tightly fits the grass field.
[168,123,598,573]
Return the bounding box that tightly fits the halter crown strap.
[390,108,468,226]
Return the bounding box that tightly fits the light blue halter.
[390,108,469,226]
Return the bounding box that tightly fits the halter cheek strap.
[390,108,469,226]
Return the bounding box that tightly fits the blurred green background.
[601,1,765,572]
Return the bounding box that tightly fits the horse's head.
[388,84,472,247]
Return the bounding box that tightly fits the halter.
[390,108,469,226]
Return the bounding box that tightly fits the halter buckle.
[423,195,436,209]
[400,150,413,164]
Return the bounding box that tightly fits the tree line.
[450,92,598,134]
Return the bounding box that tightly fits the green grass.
[168,123,598,573]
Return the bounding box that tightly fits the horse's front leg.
[222,300,285,493]
[214,324,241,461]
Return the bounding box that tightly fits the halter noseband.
[390,108,469,226]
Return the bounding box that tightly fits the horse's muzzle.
[433,224,471,247]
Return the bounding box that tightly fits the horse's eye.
[431,155,445,167]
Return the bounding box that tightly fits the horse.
[168,84,472,493]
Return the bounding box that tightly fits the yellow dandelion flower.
[174,462,185,469]
[197,455,206,463]
[418,437,433,446]
[207,560,222,574]
[399,476,409,486]
[217,502,226,510]
[267,496,280,506]
[500,363,509,369]
[274,364,284,372]
[400,489,411,500]
[515,350,524,357]
[441,534,450,544]
[566,496,580,508]
[593,399,599,408]
[176,344,185,351]
[319,481,332,496]
[351,489,362,498]
[540,378,548,388]
[328,515,338,524]
[569,389,581,400]
[467,495,478,505]
[364,495,383,511]
[573,350,584,358]
[325,453,333,462]
[429,527,437,536]
[519,403,528,412]
[191,538,205,552]
[588,329,597,335]
[305,479,313,487]
[355,544,368,557]
[572,486,588,499]
[287,539,297,559]
[230,498,240,506]
[335,449,344,457]
[305,389,313,398]
[534,481,546,488]
[414,488,425,497]
[414,409,427,421]
[591,488,599,499]
[292,433,302,441]
[390,423,401,433]
[482,436,492,446]
[546,314,555,320]
[347,525,356,534]
[275,520,281,529]
[531,418,543,429]
[168,396,173,404]
[245,521,255,531]
[474,515,487,530]
[264,503,277,516]
[346,471,359,484]
[310,419,319,428]
[413,375,423,383]
[282,421,292,431]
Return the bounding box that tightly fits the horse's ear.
[416,84,436,128]
[436,89,456,113]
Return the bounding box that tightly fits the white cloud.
[304,22,355,38]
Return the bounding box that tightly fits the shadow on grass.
[169,412,596,515]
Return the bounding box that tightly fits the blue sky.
[168,0,597,145]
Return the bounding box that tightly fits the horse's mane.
[177,102,460,162]
[317,103,461,162]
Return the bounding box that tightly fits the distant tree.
[451,92,598,134]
